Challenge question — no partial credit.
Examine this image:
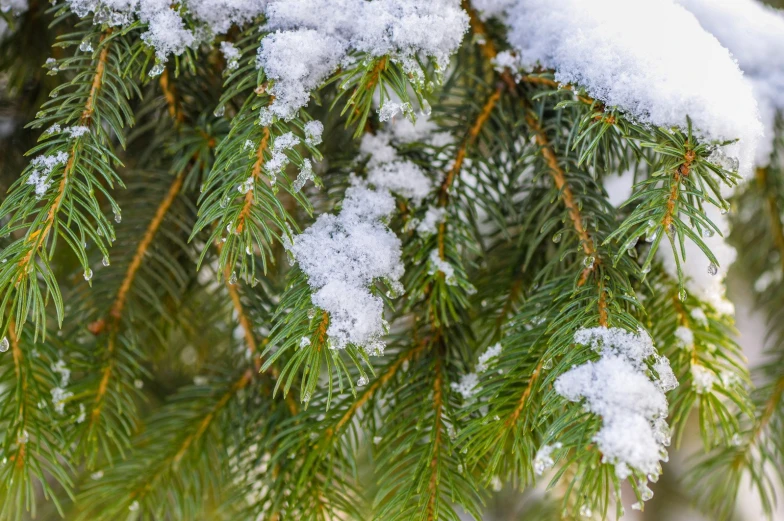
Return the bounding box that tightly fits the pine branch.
[0,321,74,521]
[0,24,140,339]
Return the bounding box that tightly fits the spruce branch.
[0,25,139,339]
[0,321,74,521]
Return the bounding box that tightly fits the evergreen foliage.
[0,1,782,520]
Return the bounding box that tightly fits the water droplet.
[214,105,225,117]
[641,486,654,501]
[542,358,553,370]
[420,99,432,117]
[228,272,237,285]
[707,263,718,276]
[579,505,592,517]
[114,212,121,224]
[720,205,729,215]
[730,433,743,446]
[102,256,110,267]
[0,337,9,353]
[552,231,563,243]
[641,264,651,275]
[703,228,715,238]
[729,157,739,172]
[373,435,382,444]
[83,268,93,281]
[307,308,317,319]
[246,245,253,255]
[357,376,368,386]
[631,502,643,511]
[678,288,687,301]
[583,256,595,269]
[79,40,93,52]
[149,63,165,78]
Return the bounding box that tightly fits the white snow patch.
[505,0,762,177]
[288,181,402,351]
[555,327,676,480]
[676,0,784,166]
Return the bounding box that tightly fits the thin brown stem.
[235,127,271,234]
[756,167,784,273]
[425,358,444,521]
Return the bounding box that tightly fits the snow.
[676,0,784,166]
[264,131,301,177]
[476,342,502,372]
[533,442,562,476]
[504,0,763,178]
[358,115,451,206]
[64,125,90,138]
[674,326,694,349]
[555,327,676,481]
[220,41,241,71]
[256,29,347,122]
[492,50,522,78]
[303,120,324,146]
[1,0,26,14]
[258,0,468,122]
[288,181,403,352]
[690,307,708,325]
[289,112,456,352]
[292,159,314,192]
[139,8,195,59]
[378,101,412,122]
[367,160,432,205]
[187,0,267,35]
[64,0,265,61]
[428,249,457,285]
[450,372,479,400]
[414,206,447,236]
[472,0,514,20]
[26,152,69,198]
[50,359,72,415]
[691,364,717,394]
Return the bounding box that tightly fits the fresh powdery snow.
[676,0,784,166]
[360,115,453,208]
[554,327,677,481]
[288,114,448,352]
[504,0,763,178]
[258,0,468,122]
[288,180,403,353]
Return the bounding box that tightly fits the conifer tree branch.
[159,68,184,125]
[425,358,444,521]
[87,168,186,426]
[235,127,271,234]
[330,344,424,436]
[756,166,784,272]
[16,34,112,279]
